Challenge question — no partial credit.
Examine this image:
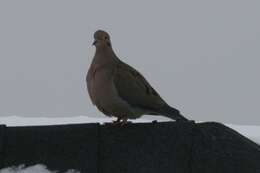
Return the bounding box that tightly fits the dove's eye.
[104,36,108,40]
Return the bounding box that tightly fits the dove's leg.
[120,117,129,126]
[112,116,131,126]
[112,117,122,124]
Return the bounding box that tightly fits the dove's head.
[93,30,112,48]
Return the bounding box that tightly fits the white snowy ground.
[0,116,259,173]
[0,164,79,173]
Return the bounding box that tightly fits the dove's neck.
[93,46,119,65]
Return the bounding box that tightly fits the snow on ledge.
[227,124,260,144]
[0,116,259,144]
[0,115,151,126]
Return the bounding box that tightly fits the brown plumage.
[87,30,188,124]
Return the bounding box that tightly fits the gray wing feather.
[113,61,166,111]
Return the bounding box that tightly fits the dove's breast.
[87,63,138,118]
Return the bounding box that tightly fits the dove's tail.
[158,104,189,122]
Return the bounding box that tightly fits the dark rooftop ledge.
[0,121,260,173]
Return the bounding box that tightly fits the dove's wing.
[113,61,166,112]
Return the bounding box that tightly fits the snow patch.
[0,164,80,173]
[0,116,259,144]
[0,115,151,126]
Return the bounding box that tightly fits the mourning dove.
[87,30,188,124]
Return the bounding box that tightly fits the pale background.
[0,0,259,125]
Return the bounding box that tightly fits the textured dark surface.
[99,121,193,173]
[1,123,99,173]
[0,121,260,173]
[0,125,6,168]
[191,122,260,173]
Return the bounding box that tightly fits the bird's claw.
[112,117,131,126]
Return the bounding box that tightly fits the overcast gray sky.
[0,0,259,125]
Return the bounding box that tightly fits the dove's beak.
[92,40,97,46]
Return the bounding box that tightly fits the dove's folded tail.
[158,104,189,121]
